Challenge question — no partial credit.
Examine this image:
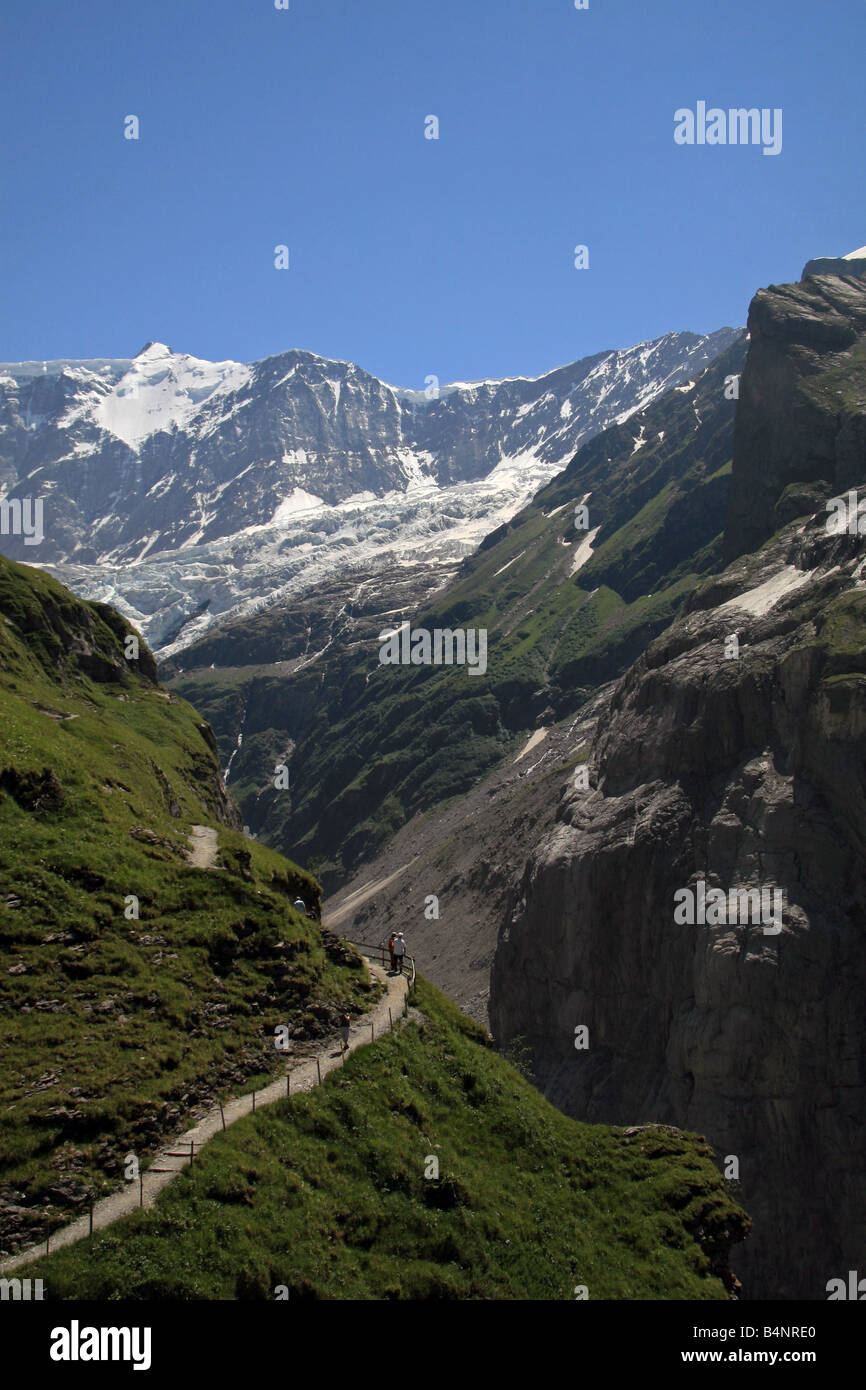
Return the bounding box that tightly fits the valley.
[8,0,866,1335]
[3,262,866,1303]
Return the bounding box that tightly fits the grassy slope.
[171,337,746,883]
[26,977,749,1301]
[0,556,372,1248]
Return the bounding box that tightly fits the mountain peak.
[0,326,740,649]
[134,341,173,360]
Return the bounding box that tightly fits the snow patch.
[136,532,162,562]
[570,525,601,576]
[514,728,548,763]
[271,487,326,524]
[719,565,816,618]
[92,345,251,448]
[493,549,525,577]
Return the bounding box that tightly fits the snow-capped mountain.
[0,329,740,651]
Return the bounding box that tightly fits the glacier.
[0,328,741,653]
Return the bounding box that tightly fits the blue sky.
[2,0,864,386]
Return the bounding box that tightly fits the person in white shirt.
[393,933,406,972]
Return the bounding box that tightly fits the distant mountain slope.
[169,335,747,886]
[0,557,370,1257]
[0,329,739,650]
[323,686,611,1027]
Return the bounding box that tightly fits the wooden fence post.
[219,1100,226,1131]
[190,1140,195,1166]
[89,1203,94,1236]
[388,1007,393,1031]
[316,1058,322,1084]
[371,1021,375,1044]
[252,1090,256,1113]
[286,1073,290,1097]
[139,1172,144,1207]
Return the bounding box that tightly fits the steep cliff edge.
[725,273,866,559]
[490,273,866,1299]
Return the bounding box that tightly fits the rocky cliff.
[725,273,866,559]
[489,272,866,1299]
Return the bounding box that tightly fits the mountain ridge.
[0,328,740,652]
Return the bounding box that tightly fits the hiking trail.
[187,824,218,869]
[0,956,409,1274]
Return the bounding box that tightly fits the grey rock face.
[490,275,866,1299]
[725,275,866,561]
[491,530,866,1299]
[802,256,866,280]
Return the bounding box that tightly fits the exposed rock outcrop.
[802,255,866,280]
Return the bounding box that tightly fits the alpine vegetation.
[674,103,782,156]
[673,881,783,933]
[378,621,488,676]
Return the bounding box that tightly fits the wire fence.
[341,937,416,988]
[0,948,410,1276]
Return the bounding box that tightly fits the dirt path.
[0,958,409,1274]
[327,858,419,929]
[187,824,219,869]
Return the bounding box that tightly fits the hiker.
[393,932,406,973]
[339,1010,351,1055]
[387,932,397,972]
